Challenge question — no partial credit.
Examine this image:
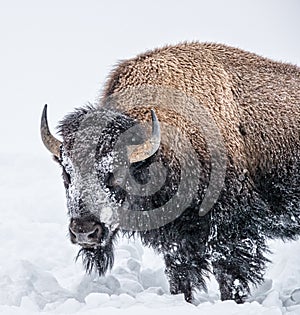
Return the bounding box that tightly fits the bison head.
[40,104,173,274]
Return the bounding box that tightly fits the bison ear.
[127,109,161,164]
[40,104,62,158]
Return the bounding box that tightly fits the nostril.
[87,227,100,240]
[69,228,77,243]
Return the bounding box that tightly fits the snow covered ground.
[1,2,299,314]
[1,153,300,315]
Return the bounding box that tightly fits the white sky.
[0,0,299,156]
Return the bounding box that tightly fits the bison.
[41,42,300,303]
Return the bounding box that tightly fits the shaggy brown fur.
[102,42,300,176]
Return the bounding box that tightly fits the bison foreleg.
[163,245,210,303]
[164,258,193,302]
[211,237,268,303]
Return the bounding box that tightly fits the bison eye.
[104,173,113,188]
[62,167,71,188]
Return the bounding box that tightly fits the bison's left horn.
[40,104,62,157]
[127,109,161,164]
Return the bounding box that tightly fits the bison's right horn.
[41,104,62,157]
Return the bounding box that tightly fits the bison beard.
[76,232,117,276]
[76,246,114,276]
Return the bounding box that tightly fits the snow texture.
[0,154,300,315]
